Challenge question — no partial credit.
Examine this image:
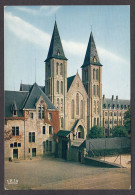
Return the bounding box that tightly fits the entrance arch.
[77,125,84,138]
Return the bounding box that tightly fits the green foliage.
[87,126,104,139]
[112,126,128,137]
[124,108,131,134]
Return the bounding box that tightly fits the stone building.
[4,21,130,160]
[5,83,59,160]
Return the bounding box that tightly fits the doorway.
[32,148,36,157]
[13,149,18,159]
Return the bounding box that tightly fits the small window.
[12,127,15,136]
[12,127,19,136]
[16,127,19,136]
[10,143,13,148]
[14,142,17,147]
[29,148,30,153]
[30,113,33,119]
[13,110,17,116]
[48,113,52,120]
[49,126,52,135]
[29,132,35,142]
[18,143,21,147]
[43,126,46,134]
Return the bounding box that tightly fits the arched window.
[97,85,99,96]
[80,100,83,119]
[61,98,63,112]
[96,69,99,80]
[76,93,79,115]
[94,101,96,114]
[71,100,74,119]
[57,98,59,109]
[61,117,63,128]
[61,81,63,94]
[93,69,95,80]
[38,105,41,119]
[56,63,59,75]
[60,63,63,75]
[93,85,96,96]
[41,106,45,119]
[57,81,59,94]
[97,101,99,114]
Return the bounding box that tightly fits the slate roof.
[81,32,102,68]
[45,21,67,62]
[67,75,76,91]
[5,91,28,117]
[102,97,130,110]
[57,130,71,137]
[5,83,56,117]
[20,83,45,92]
[23,83,56,110]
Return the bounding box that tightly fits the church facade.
[4,21,130,160]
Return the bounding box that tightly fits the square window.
[43,126,46,134]
[30,113,33,119]
[10,143,13,148]
[18,143,21,147]
[14,142,17,147]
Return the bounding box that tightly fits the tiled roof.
[45,21,67,62]
[57,130,71,137]
[20,83,45,92]
[81,32,102,68]
[23,83,56,110]
[102,97,130,110]
[67,75,76,91]
[5,91,28,117]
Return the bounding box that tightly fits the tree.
[124,108,131,135]
[87,126,104,139]
[112,126,128,137]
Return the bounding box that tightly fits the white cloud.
[5,12,129,67]
[15,6,62,16]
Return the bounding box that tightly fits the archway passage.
[77,125,84,138]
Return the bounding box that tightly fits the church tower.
[81,32,103,130]
[45,21,68,130]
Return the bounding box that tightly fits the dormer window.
[13,110,17,116]
[11,102,17,117]
[57,50,60,56]
[93,56,97,62]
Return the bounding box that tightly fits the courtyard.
[5,156,131,190]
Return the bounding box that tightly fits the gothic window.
[94,100,96,114]
[76,93,79,115]
[42,126,46,134]
[61,117,63,128]
[38,105,41,119]
[94,118,96,126]
[80,100,83,119]
[56,63,59,75]
[61,99,63,112]
[60,63,63,75]
[97,101,99,114]
[93,85,96,96]
[57,98,59,109]
[41,106,45,119]
[71,100,74,119]
[97,85,99,96]
[61,81,63,94]
[93,69,95,80]
[57,81,59,94]
[96,69,99,80]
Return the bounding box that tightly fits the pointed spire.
[81,31,102,68]
[45,21,67,62]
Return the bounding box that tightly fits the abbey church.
[4,21,130,160]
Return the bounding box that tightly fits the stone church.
[4,21,130,160]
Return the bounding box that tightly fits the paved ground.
[4,157,131,190]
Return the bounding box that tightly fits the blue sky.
[4,5,130,99]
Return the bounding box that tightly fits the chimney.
[112,95,114,101]
[103,94,105,100]
[116,96,118,100]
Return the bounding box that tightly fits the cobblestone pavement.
[4,157,131,190]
